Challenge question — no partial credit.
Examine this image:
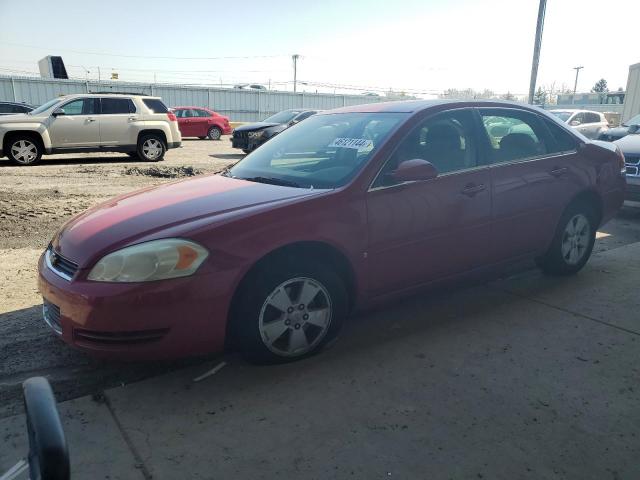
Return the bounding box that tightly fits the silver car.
[549,109,610,139]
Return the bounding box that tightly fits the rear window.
[101,98,135,114]
[143,98,169,114]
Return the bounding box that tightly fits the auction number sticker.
[329,138,374,151]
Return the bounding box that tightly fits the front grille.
[233,130,248,139]
[625,156,640,177]
[46,246,79,280]
[74,328,169,345]
[43,301,62,334]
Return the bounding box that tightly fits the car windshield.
[227,112,407,189]
[262,110,303,124]
[29,98,63,115]
[623,113,640,127]
[550,111,572,122]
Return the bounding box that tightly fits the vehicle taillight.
[167,112,177,122]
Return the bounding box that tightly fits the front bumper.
[37,252,229,360]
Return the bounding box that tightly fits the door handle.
[461,183,486,197]
[86,118,96,123]
[550,167,568,177]
[128,116,137,122]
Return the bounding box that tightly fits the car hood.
[234,122,281,132]
[614,134,640,155]
[52,174,324,267]
[0,113,42,124]
[604,126,630,138]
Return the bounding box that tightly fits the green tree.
[591,78,609,93]
[533,87,547,105]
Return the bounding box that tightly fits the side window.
[173,109,184,118]
[479,109,548,163]
[374,109,477,187]
[15,105,31,113]
[101,98,134,114]
[0,104,12,113]
[571,112,585,124]
[543,119,578,153]
[183,109,196,118]
[60,99,97,116]
[142,98,169,114]
[196,109,211,117]
[585,112,601,123]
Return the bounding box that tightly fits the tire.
[6,135,43,166]
[231,258,348,364]
[536,201,598,276]
[137,134,166,162]
[207,126,222,140]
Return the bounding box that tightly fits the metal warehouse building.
[0,75,384,122]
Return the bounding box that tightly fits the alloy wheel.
[561,213,591,265]
[10,140,38,164]
[258,277,333,357]
[208,127,221,140]
[142,139,162,160]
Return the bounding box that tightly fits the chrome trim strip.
[42,304,62,335]
[45,248,73,281]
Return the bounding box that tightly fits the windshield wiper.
[242,176,304,188]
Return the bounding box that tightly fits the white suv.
[0,93,182,165]
[549,109,610,139]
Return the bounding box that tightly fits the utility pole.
[527,0,547,104]
[572,66,583,103]
[292,54,300,93]
[97,66,101,82]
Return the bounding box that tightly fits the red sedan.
[38,100,626,363]
[172,106,232,140]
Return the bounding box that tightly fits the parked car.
[172,106,231,140]
[233,84,267,90]
[598,113,640,142]
[0,101,34,115]
[549,109,610,139]
[38,100,625,364]
[0,93,181,165]
[231,109,319,153]
[613,127,640,202]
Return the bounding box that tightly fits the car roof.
[549,108,602,115]
[325,99,548,114]
[59,93,161,100]
[172,106,213,110]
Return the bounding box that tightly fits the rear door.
[178,109,199,137]
[477,108,583,262]
[98,97,138,147]
[366,108,492,295]
[191,109,212,136]
[48,98,100,147]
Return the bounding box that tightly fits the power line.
[0,41,287,61]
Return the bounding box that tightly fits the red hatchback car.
[38,100,626,363]
[172,106,232,140]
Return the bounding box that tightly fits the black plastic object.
[23,377,70,480]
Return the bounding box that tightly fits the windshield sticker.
[329,138,374,151]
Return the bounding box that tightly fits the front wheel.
[7,136,42,166]
[536,202,597,276]
[207,126,222,140]
[231,260,348,364]
[137,134,166,162]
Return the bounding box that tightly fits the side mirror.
[24,377,70,480]
[288,119,299,127]
[390,159,439,183]
[628,124,640,134]
[52,108,65,117]
[569,120,581,126]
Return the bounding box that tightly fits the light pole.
[527,0,547,104]
[292,54,300,93]
[572,66,583,103]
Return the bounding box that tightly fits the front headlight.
[87,239,209,282]
[248,130,265,139]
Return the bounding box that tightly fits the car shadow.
[209,153,245,160]
[0,156,138,167]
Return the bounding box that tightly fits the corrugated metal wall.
[622,63,640,122]
[0,75,384,122]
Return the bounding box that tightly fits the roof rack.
[88,91,151,96]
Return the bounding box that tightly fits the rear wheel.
[7,136,42,166]
[207,126,222,140]
[231,259,348,364]
[137,134,166,162]
[536,201,597,276]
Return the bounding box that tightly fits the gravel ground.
[1,138,639,418]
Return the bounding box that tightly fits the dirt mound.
[124,165,203,178]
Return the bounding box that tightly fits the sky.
[0,0,639,96]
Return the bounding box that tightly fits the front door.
[47,98,100,148]
[366,108,492,296]
[99,97,138,146]
[477,107,584,262]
